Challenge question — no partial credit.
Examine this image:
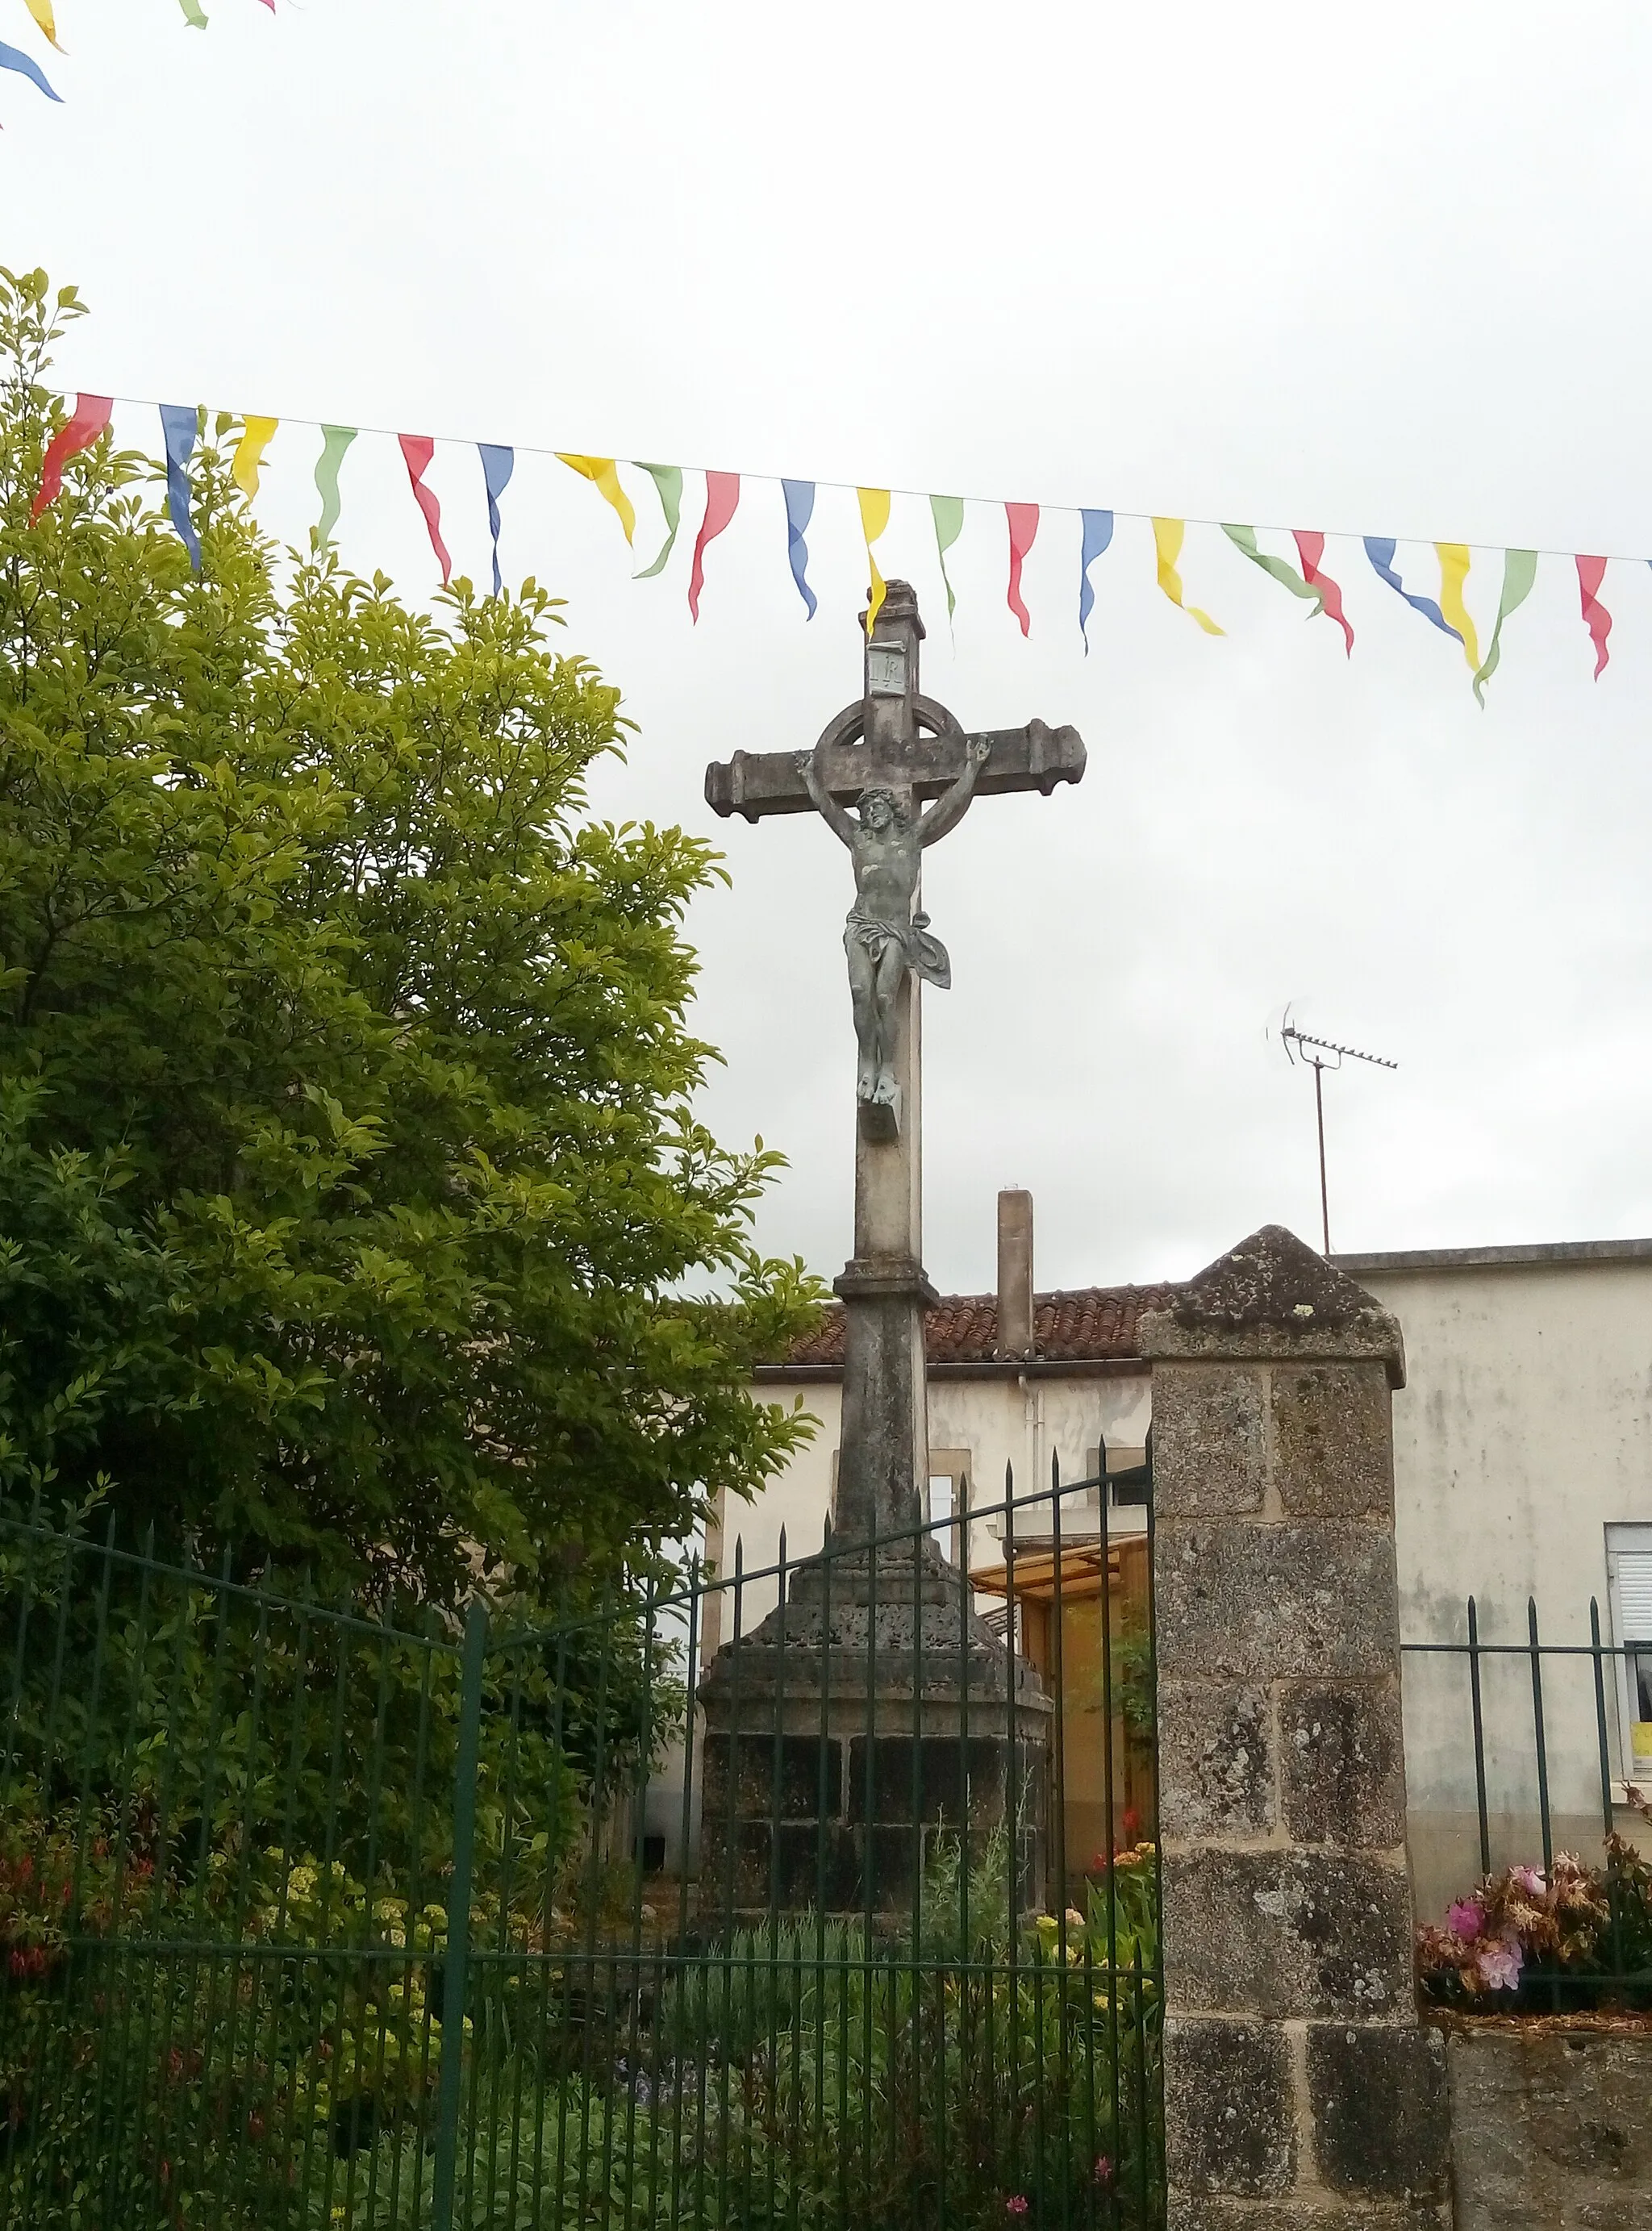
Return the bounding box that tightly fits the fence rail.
[1404,1597,1652,2014]
[0,1451,1164,2230]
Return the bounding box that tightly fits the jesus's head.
[859,788,904,832]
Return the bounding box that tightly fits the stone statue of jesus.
[798,734,991,1112]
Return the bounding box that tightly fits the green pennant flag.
[930,494,965,623]
[633,464,683,579]
[1473,550,1538,705]
[177,0,207,23]
[312,425,357,553]
[1220,523,1323,614]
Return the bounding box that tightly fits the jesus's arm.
[917,736,991,849]
[797,750,859,848]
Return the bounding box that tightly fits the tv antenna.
[1278,1011,1398,1255]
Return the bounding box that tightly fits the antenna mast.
[1279,1017,1398,1255]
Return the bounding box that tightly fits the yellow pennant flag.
[232,415,278,503]
[557,455,636,546]
[1151,519,1223,635]
[1434,544,1482,675]
[858,487,891,634]
[23,0,62,49]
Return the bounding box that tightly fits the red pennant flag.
[1292,531,1354,656]
[1575,556,1611,678]
[31,394,114,523]
[1005,502,1039,636]
[398,436,452,586]
[688,472,740,623]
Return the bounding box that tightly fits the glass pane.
[928,1474,954,1560]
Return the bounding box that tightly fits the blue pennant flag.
[1078,509,1114,651]
[1362,536,1460,640]
[0,40,63,103]
[159,404,202,573]
[782,479,817,619]
[478,444,514,598]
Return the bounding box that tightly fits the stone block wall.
[1446,2029,1652,2228]
[1141,1227,1452,2228]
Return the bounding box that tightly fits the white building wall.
[717,1370,1153,1637]
[1350,1250,1652,1912]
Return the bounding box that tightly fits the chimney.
[995,1189,1036,1360]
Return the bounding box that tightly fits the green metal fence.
[0,1457,1163,2231]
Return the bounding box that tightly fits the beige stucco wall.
[1357,1256,1652,1916]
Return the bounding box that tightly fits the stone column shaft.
[1140,1226,1450,2230]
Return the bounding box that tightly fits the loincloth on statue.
[844,907,951,992]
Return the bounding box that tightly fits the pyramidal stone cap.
[1137,1224,1405,1388]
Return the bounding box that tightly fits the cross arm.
[704,718,1086,824]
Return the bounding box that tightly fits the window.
[928,1449,972,1566]
[1085,1445,1151,1514]
[1606,1525,1652,1784]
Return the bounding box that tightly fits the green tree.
[0,265,820,1602]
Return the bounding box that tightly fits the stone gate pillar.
[1138,1226,1450,2229]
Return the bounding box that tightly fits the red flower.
[1093,2154,1115,2187]
[1005,2200,1029,2216]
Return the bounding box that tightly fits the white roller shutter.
[1617,1550,1652,1642]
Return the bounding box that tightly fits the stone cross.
[705,579,1085,1557]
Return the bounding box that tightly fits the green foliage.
[0,1801,1162,2231]
[0,263,823,1604]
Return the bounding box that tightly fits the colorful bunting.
[782,480,817,620]
[634,464,682,580]
[688,471,739,622]
[398,435,451,586]
[232,414,277,503]
[31,391,111,520]
[1220,523,1321,615]
[1575,557,1611,678]
[1078,509,1113,651]
[159,403,202,572]
[19,382,1652,698]
[1005,502,1038,636]
[313,424,357,552]
[478,444,513,598]
[0,35,60,98]
[1292,532,1354,655]
[1363,536,1459,642]
[1434,544,1481,675]
[1151,518,1223,635]
[930,495,965,625]
[557,454,635,548]
[857,488,891,633]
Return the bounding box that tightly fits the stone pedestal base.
[697,1551,1051,1923]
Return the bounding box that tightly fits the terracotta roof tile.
[777,1283,1177,1370]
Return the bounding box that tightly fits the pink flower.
[1093,2154,1115,2187]
[1511,1866,1546,1898]
[1005,2200,1029,2216]
[1446,1899,1483,1942]
[1475,1933,1524,1993]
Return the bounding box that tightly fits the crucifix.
[706,579,1085,1566]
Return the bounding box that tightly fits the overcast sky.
[15,1,1652,1293]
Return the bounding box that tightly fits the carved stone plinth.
[697,1553,1049,1922]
